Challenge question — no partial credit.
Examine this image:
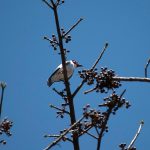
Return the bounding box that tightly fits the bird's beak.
[76,64,83,67]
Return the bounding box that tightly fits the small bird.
[47,60,82,87]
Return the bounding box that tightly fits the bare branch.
[145,58,150,78]
[84,87,96,94]
[63,18,83,38]
[43,115,85,150]
[91,42,108,70]
[49,104,70,115]
[95,127,100,135]
[52,88,65,97]
[86,131,98,139]
[50,1,80,149]
[43,36,59,45]
[0,82,6,119]
[96,107,112,150]
[127,120,144,149]
[72,80,85,98]
[72,43,108,98]
[44,134,73,143]
[113,76,150,82]
[42,0,53,9]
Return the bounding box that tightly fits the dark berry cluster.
[78,69,97,85]
[79,67,121,93]
[0,118,13,136]
[81,104,108,132]
[61,28,72,43]
[50,34,59,50]
[119,143,136,150]
[96,67,121,92]
[99,92,131,114]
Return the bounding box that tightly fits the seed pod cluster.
[99,92,131,114]
[0,118,13,136]
[81,104,109,132]
[79,67,121,93]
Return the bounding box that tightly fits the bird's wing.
[47,61,71,86]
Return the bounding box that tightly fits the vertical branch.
[0,83,6,119]
[96,108,112,150]
[50,1,79,149]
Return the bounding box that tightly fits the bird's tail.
[47,79,53,87]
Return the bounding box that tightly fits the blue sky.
[0,0,150,150]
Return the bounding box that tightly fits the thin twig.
[145,58,150,78]
[72,80,86,98]
[63,18,83,38]
[42,0,53,9]
[127,120,144,149]
[72,43,108,98]
[86,131,98,139]
[49,104,70,115]
[113,76,150,82]
[91,42,108,70]
[44,36,59,45]
[44,134,73,143]
[43,115,85,150]
[79,124,93,137]
[52,88,65,97]
[84,87,96,94]
[120,89,126,98]
[0,82,6,119]
[95,126,100,135]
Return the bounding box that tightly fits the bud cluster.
[61,28,72,43]
[99,92,131,114]
[81,104,108,132]
[0,118,13,145]
[50,34,59,50]
[0,118,13,136]
[79,67,121,93]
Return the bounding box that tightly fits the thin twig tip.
[140,120,144,125]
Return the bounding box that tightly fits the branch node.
[145,58,150,78]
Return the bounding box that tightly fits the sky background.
[0,0,150,150]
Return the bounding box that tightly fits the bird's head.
[72,60,83,68]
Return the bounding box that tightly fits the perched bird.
[47,60,82,87]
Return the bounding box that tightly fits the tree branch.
[127,120,144,149]
[49,104,70,115]
[84,87,96,94]
[43,115,85,150]
[86,131,98,139]
[49,1,79,149]
[113,76,150,82]
[0,82,6,119]
[42,0,53,9]
[44,134,73,143]
[145,58,150,78]
[96,107,112,150]
[63,18,83,38]
[72,42,108,98]
[91,43,108,70]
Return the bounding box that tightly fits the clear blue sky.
[0,0,150,150]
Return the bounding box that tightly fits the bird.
[47,60,82,87]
